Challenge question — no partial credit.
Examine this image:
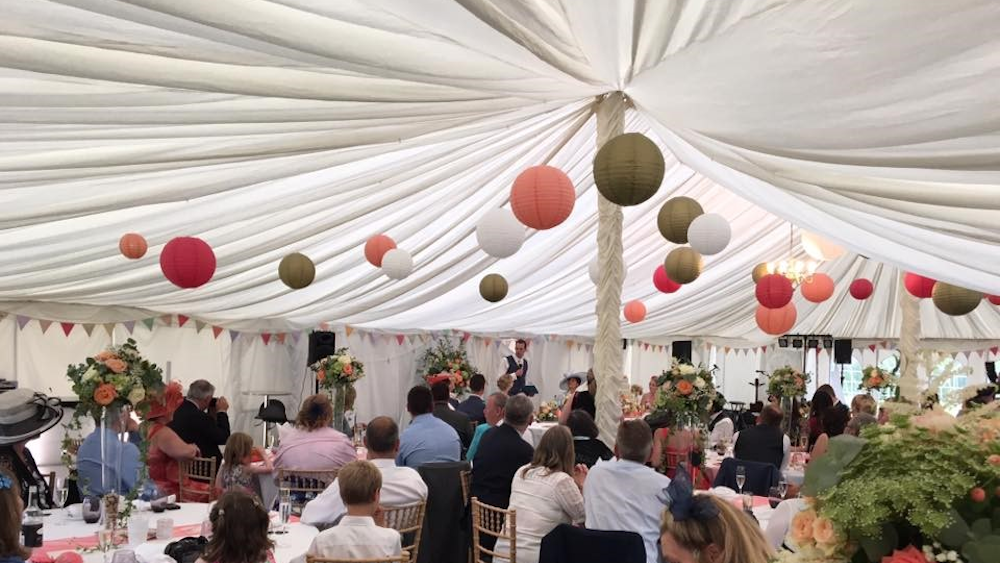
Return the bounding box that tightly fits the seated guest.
[0,468,31,563]
[145,382,200,498]
[302,416,428,529]
[846,413,877,437]
[302,461,401,561]
[431,382,473,454]
[467,392,507,461]
[457,374,488,425]
[496,374,514,395]
[471,394,535,509]
[565,410,612,468]
[806,389,833,449]
[811,407,851,463]
[496,425,587,563]
[78,404,141,496]
[169,380,230,465]
[216,432,272,501]
[275,394,356,471]
[707,397,734,446]
[195,491,274,563]
[558,370,596,423]
[733,404,790,470]
[850,394,877,416]
[396,386,461,469]
[560,372,584,398]
[0,388,63,509]
[651,413,709,486]
[640,376,658,411]
[584,419,671,563]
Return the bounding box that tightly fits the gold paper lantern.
[479,273,508,302]
[657,197,704,244]
[932,282,982,316]
[751,263,769,283]
[279,252,316,289]
[663,247,704,285]
[593,133,665,206]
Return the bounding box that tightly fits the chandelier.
[767,224,820,284]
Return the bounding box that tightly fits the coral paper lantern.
[479,273,509,302]
[657,197,704,244]
[800,273,835,303]
[932,282,983,316]
[278,252,316,290]
[160,237,216,289]
[381,248,413,280]
[510,165,575,230]
[119,233,147,260]
[904,272,937,299]
[756,274,794,309]
[756,303,797,336]
[593,133,665,206]
[849,278,874,300]
[988,295,1000,306]
[687,213,731,256]
[751,263,770,284]
[653,265,681,294]
[800,231,845,261]
[624,300,647,323]
[476,208,525,258]
[663,247,704,285]
[364,234,396,267]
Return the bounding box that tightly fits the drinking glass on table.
[767,486,784,509]
[276,485,291,534]
[97,529,115,563]
[735,465,747,495]
[778,478,788,499]
[54,477,69,509]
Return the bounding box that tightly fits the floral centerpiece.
[310,347,364,426]
[768,366,810,399]
[654,359,717,429]
[859,365,896,393]
[620,393,643,417]
[417,338,477,395]
[536,400,559,422]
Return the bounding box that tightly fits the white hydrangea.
[338,354,352,365]
[694,377,706,389]
[679,364,695,375]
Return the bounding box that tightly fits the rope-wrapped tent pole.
[594,92,627,446]
[897,271,922,402]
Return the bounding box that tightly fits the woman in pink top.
[274,394,357,471]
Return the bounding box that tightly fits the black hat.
[0,389,63,445]
[256,399,288,424]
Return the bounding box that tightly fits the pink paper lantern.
[624,300,647,323]
[510,166,576,230]
[849,278,874,300]
[364,234,397,267]
[756,303,797,335]
[653,265,681,294]
[988,295,1000,306]
[801,273,835,303]
[159,237,215,289]
[904,272,937,299]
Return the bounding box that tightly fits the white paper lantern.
[588,258,628,285]
[801,231,846,261]
[687,213,731,255]
[381,248,413,280]
[476,208,525,258]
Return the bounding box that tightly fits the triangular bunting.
[39,320,53,334]
[261,333,272,345]
[345,325,354,337]
[103,323,116,337]
[124,320,136,334]
[194,320,206,333]
[880,340,888,348]
[83,324,96,337]
[991,346,999,355]
[643,343,649,351]
[462,332,471,343]
[577,343,583,351]
[160,314,173,326]
[291,331,302,344]
[16,315,30,330]
[396,334,405,346]
[484,337,492,347]
[177,315,189,327]
[229,330,240,342]
[276,333,286,344]
[566,340,574,350]
[212,326,224,339]
[868,344,877,352]
[60,322,75,337]
[142,318,155,331]
[724,346,731,354]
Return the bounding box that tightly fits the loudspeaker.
[308,331,337,365]
[673,340,693,363]
[986,361,997,384]
[834,339,853,364]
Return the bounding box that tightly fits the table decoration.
[767,365,810,438]
[418,337,476,395]
[310,347,365,428]
[650,359,717,483]
[536,400,559,422]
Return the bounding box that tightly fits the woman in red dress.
[144,382,199,498]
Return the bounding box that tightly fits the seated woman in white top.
[494,425,588,563]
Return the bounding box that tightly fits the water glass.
[155,517,173,540]
[778,478,788,498]
[127,517,148,546]
[277,487,292,533]
[55,477,69,509]
[83,496,102,524]
[111,549,137,563]
[767,486,784,509]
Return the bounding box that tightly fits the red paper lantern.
[364,234,396,267]
[160,237,216,289]
[756,274,794,309]
[801,273,835,303]
[624,300,647,323]
[988,295,1000,306]
[510,165,576,230]
[652,265,681,294]
[756,303,796,335]
[118,233,147,260]
[904,272,936,299]
[849,278,874,300]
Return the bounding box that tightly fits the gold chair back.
[471,497,516,563]
[305,551,409,563]
[380,502,426,563]
[178,456,217,503]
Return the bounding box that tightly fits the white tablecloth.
[526,422,557,446]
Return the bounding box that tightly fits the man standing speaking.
[503,339,530,396]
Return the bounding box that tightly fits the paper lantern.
[988,295,1000,306]
[932,282,982,316]
[751,263,769,283]
[687,213,731,256]
[278,253,315,290]
[801,273,835,303]
[593,133,665,206]
[160,237,216,289]
[904,272,937,299]
[364,234,396,267]
[624,300,647,323]
[801,231,845,261]
[381,248,413,280]
[849,278,874,300]
[479,274,508,302]
[756,303,797,336]
[653,265,681,294]
[118,233,147,260]
[476,209,525,258]
[664,247,703,284]
[510,165,575,230]
[588,258,629,285]
[756,274,794,309]
[657,197,704,244]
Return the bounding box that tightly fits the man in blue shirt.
[396,386,461,469]
[77,405,142,496]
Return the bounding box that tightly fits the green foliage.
[653,359,717,428]
[767,365,810,398]
[801,434,866,497]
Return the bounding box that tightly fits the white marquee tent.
[1,1,999,444]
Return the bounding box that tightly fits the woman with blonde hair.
[850,394,876,416]
[660,471,773,563]
[273,394,356,472]
[493,425,588,563]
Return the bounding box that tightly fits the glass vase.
[330,383,347,434]
[780,396,795,438]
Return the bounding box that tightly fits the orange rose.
[881,546,925,563]
[343,364,353,375]
[870,375,882,387]
[676,380,694,396]
[789,509,817,545]
[316,370,326,382]
[812,516,838,544]
[94,351,116,362]
[94,383,118,406]
[988,454,1000,466]
[104,358,127,374]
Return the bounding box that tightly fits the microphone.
[710,364,720,373]
[755,370,768,375]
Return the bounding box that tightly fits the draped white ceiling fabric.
[1,0,999,343]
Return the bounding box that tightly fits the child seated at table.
[216,432,272,501]
[301,461,402,561]
[197,491,275,563]
[0,469,30,563]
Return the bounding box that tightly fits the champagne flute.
[97,529,114,563]
[55,477,69,509]
[735,465,747,495]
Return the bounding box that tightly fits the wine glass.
[55,477,69,509]
[767,486,783,509]
[97,529,114,563]
[735,465,747,495]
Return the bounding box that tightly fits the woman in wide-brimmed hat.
[0,388,63,509]
[144,381,199,498]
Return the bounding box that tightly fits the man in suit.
[470,394,534,508]
[503,339,529,396]
[430,382,473,456]
[456,373,487,425]
[169,379,231,465]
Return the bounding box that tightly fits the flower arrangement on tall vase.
[310,348,365,431]
[651,359,718,483]
[767,365,811,440]
[417,338,477,396]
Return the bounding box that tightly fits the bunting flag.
[177,315,189,327]
[762,346,768,353]
[868,344,877,352]
[484,337,492,347]
[276,333,286,344]
[81,323,95,337]
[724,346,731,354]
[991,346,999,355]
[345,325,354,337]
[39,320,52,334]
[880,340,888,348]
[194,320,206,333]
[61,322,75,336]
[319,322,330,331]
[577,343,583,351]
[291,331,302,344]
[261,333,272,345]
[396,334,405,345]
[462,332,471,342]
[141,318,155,331]
[123,320,136,334]
[16,315,30,330]
[566,340,574,350]
[229,330,240,342]
[160,314,173,326]
[212,326,224,339]
[103,323,116,337]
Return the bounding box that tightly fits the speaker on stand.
[309,331,337,394]
[834,339,852,386]
[673,340,693,363]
